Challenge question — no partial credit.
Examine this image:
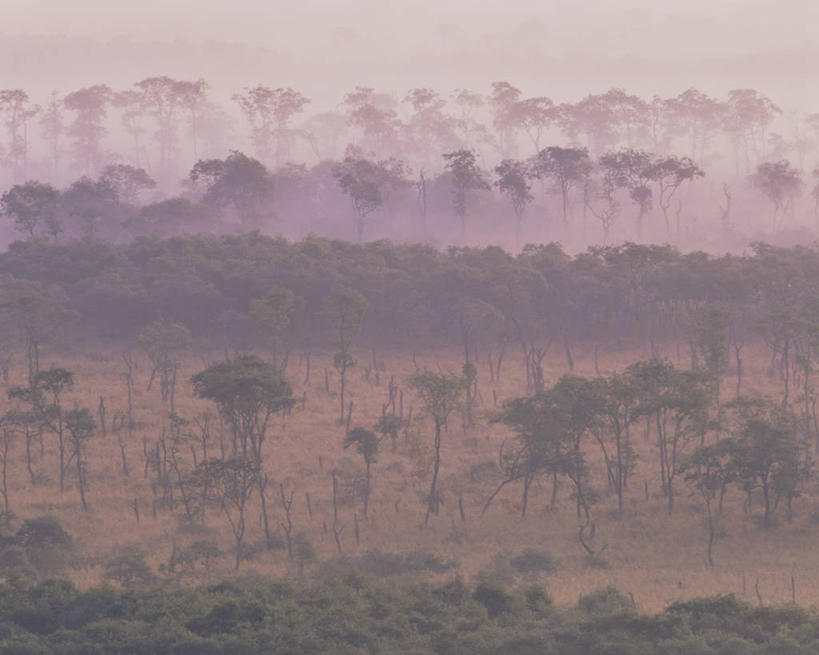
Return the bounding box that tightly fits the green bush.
[509,549,558,575]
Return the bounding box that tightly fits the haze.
[4,0,819,107]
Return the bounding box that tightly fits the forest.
[0,81,816,251]
[1,75,819,652]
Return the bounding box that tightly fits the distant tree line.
[0,81,818,245]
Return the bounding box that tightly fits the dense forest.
[0,578,816,654]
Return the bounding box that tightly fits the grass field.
[4,338,817,611]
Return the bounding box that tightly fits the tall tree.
[343,427,380,518]
[63,85,112,174]
[333,153,383,243]
[191,355,293,462]
[234,85,310,166]
[189,151,276,228]
[645,155,704,237]
[530,146,593,227]
[494,158,533,245]
[442,149,489,239]
[39,91,64,179]
[748,160,803,232]
[0,182,61,239]
[321,290,368,423]
[408,370,468,527]
[0,90,39,180]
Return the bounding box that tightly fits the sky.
[2,0,817,107]
[3,0,814,55]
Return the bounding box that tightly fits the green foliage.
[578,586,635,616]
[343,427,380,465]
[509,549,558,575]
[102,545,155,588]
[473,579,513,618]
[0,578,810,654]
[0,517,73,580]
[318,550,457,578]
[191,355,292,416]
[191,356,293,460]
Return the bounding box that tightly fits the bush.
[577,586,635,615]
[509,549,557,575]
[474,580,512,618]
[317,549,456,578]
[103,545,155,587]
[15,516,72,577]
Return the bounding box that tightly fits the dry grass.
[3,338,817,611]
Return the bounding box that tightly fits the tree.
[597,372,641,514]
[343,427,380,518]
[333,153,383,243]
[138,321,190,409]
[748,160,803,232]
[630,359,709,515]
[598,149,655,235]
[728,399,804,527]
[10,367,74,493]
[249,286,302,369]
[192,456,259,570]
[103,544,155,587]
[488,390,570,517]
[516,96,555,154]
[0,182,61,239]
[342,86,400,155]
[98,164,155,205]
[530,147,593,227]
[175,78,209,161]
[321,290,368,423]
[724,89,780,172]
[664,88,725,162]
[63,85,112,174]
[402,88,460,169]
[0,90,39,180]
[234,85,310,166]
[494,159,533,245]
[40,91,64,178]
[64,407,96,513]
[442,149,489,238]
[489,81,523,157]
[189,150,276,228]
[191,355,293,462]
[408,371,468,526]
[374,413,402,451]
[812,168,819,225]
[292,532,317,576]
[682,439,735,565]
[0,277,64,380]
[60,176,121,237]
[690,305,731,428]
[645,155,704,237]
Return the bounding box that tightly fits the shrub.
[578,586,635,615]
[103,545,155,587]
[509,549,557,575]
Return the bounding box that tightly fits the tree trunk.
[424,420,442,527]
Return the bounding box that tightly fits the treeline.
[1,82,818,247]
[0,81,808,181]
[0,233,813,365]
[0,576,815,654]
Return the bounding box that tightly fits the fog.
[0,0,818,255]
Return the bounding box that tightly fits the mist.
[3,3,819,646]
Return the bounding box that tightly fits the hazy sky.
[4,0,815,57]
[2,0,817,107]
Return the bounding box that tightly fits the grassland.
[4,338,816,611]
